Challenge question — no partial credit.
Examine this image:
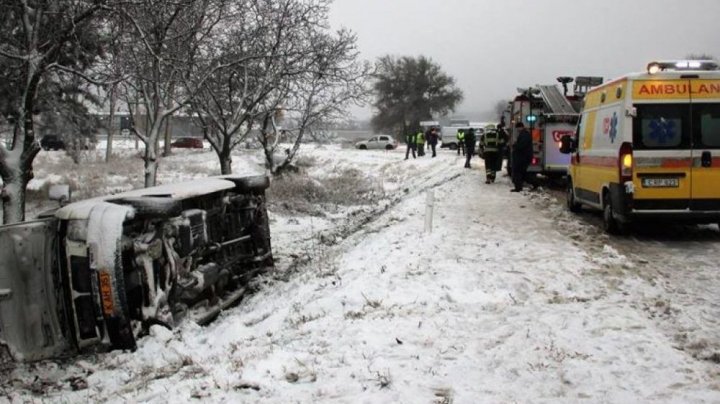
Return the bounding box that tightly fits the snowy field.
[2,143,720,403]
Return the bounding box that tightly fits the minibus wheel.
[566,179,581,213]
[602,193,625,235]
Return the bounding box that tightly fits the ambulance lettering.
[638,84,688,95]
[637,82,720,96]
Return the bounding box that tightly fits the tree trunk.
[220,157,232,175]
[163,117,171,157]
[218,138,233,174]
[144,141,159,187]
[106,87,116,162]
[263,143,274,173]
[1,167,30,225]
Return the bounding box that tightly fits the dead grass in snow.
[268,167,385,216]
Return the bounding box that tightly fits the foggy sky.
[329,0,720,120]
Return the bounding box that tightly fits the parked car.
[0,174,273,361]
[171,137,204,149]
[40,135,66,150]
[355,135,398,150]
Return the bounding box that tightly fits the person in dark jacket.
[463,128,476,168]
[426,127,439,157]
[496,122,509,174]
[511,122,534,191]
[405,130,417,160]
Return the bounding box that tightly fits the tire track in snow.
[531,187,720,364]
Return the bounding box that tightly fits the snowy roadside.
[3,147,720,403]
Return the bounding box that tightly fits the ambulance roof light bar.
[646,60,719,74]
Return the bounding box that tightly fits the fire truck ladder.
[537,85,577,115]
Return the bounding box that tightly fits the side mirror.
[48,184,71,206]
[625,107,637,117]
[559,135,576,154]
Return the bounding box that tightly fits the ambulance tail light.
[532,157,539,166]
[619,142,633,182]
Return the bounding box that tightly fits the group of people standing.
[403,121,536,192]
[405,127,439,159]
[479,121,536,191]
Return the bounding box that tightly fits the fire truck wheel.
[566,180,581,213]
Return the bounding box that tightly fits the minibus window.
[694,103,720,148]
[633,104,691,150]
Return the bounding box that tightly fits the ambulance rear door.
[689,78,720,211]
[543,122,574,173]
[631,85,693,210]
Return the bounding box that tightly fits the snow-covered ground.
[2,145,720,403]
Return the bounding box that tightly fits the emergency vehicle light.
[647,62,662,75]
[646,60,719,74]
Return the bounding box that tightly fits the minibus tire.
[603,193,625,235]
[566,180,581,213]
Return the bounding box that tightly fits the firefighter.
[511,122,534,191]
[456,129,465,155]
[481,126,504,183]
[416,129,426,157]
[404,130,417,160]
[463,128,476,168]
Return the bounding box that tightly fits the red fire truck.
[507,76,603,180]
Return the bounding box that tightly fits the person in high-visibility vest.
[456,129,465,156]
[415,130,426,157]
[480,126,506,183]
[405,130,417,160]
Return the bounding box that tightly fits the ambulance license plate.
[642,178,679,188]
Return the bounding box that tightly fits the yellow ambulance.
[561,60,720,233]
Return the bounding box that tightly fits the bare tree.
[113,0,231,187]
[186,0,368,176]
[186,0,303,175]
[0,0,108,224]
[255,8,370,174]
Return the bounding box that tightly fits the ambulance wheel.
[602,193,625,235]
[566,180,581,213]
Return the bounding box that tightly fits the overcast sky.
[329,0,720,120]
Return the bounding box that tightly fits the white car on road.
[355,135,398,150]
